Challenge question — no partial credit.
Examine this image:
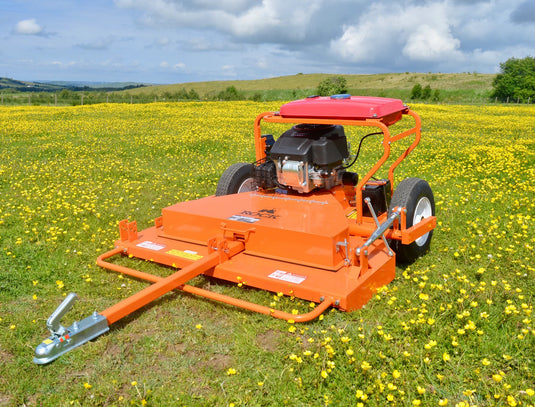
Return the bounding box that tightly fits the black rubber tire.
[215,163,255,196]
[389,178,435,263]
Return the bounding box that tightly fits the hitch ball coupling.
[34,293,109,365]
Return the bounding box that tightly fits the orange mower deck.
[34,96,437,364]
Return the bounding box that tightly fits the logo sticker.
[239,208,279,220]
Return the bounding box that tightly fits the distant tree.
[317,76,348,96]
[422,84,432,100]
[410,83,422,99]
[176,88,189,100]
[188,89,200,100]
[59,89,72,99]
[492,56,535,103]
[217,86,242,101]
[432,89,441,102]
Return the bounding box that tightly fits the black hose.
[342,131,384,169]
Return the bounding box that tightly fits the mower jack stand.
[33,293,109,365]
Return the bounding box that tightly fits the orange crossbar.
[97,247,333,322]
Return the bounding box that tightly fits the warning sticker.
[167,249,203,261]
[136,241,166,251]
[228,215,260,223]
[268,270,307,285]
[346,210,357,219]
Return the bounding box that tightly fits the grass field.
[0,101,533,406]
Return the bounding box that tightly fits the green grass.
[0,102,533,406]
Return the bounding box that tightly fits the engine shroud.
[269,124,349,193]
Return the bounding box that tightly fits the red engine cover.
[279,95,406,124]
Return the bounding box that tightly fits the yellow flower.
[226,368,237,375]
[195,324,202,329]
[443,352,451,362]
[438,399,449,406]
[525,388,534,396]
[492,373,502,382]
[131,381,137,386]
[321,370,328,379]
[392,370,401,379]
[83,382,92,390]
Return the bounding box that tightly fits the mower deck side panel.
[211,237,395,311]
[160,191,350,270]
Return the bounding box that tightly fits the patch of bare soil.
[0,394,13,407]
[256,329,282,352]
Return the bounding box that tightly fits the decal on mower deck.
[136,241,166,251]
[240,208,280,220]
[227,214,260,223]
[268,270,307,285]
[346,210,357,220]
[167,249,203,261]
[250,193,329,205]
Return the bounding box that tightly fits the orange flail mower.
[34,95,436,364]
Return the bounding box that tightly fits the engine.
[256,124,352,193]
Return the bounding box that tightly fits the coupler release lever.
[34,293,109,365]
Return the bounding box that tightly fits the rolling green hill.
[0,77,65,92]
[119,72,495,103]
[120,72,495,96]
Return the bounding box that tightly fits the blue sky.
[2,0,535,84]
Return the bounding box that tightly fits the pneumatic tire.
[215,163,255,196]
[389,178,435,263]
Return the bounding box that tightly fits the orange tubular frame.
[254,108,421,225]
[97,248,333,323]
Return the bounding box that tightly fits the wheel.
[389,178,435,263]
[215,163,255,196]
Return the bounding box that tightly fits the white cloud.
[402,25,461,62]
[330,2,464,64]
[173,62,186,69]
[115,0,323,43]
[14,19,43,35]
